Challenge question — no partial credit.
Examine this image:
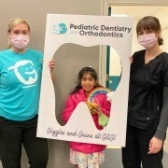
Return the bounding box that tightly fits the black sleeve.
[154,86,168,140]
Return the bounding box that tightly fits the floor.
[0,148,167,167]
[102,149,168,168]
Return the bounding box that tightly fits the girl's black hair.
[70,66,102,94]
[136,16,163,45]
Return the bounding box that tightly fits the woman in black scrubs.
[122,16,168,168]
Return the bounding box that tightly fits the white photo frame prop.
[37,14,133,147]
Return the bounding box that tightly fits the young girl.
[62,66,111,168]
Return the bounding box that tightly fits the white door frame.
[101,0,168,16]
[99,0,168,86]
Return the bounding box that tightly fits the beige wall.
[0,0,102,51]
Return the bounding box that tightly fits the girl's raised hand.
[93,105,102,116]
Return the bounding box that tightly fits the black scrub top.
[128,50,168,130]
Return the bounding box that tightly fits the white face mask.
[11,34,30,49]
[138,33,157,49]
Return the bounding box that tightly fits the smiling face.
[8,60,38,87]
[81,72,97,95]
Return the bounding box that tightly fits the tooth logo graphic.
[8,60,38,88]
[51,23,67,34]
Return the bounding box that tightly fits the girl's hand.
[93,105,102,116]
[48,59,55,72]
[148,137,163,154]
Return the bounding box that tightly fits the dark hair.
[136,16,163,45]
[70,66,102,94]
